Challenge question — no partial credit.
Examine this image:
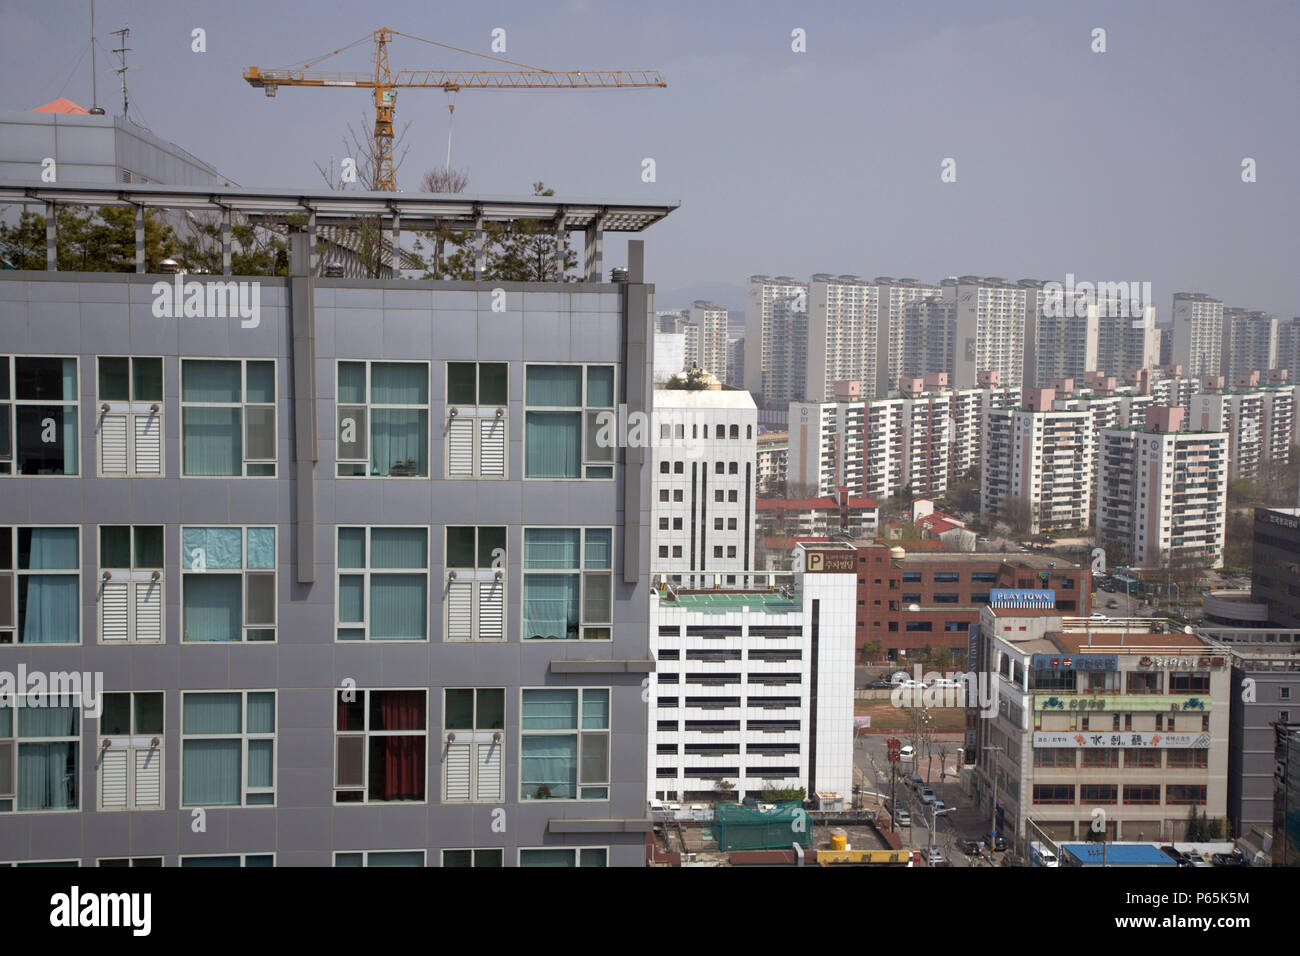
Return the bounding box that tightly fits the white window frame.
[333,688,429,805]
[518,687,610,802]
[0,525,81,646]
[440,848,505,867]
[522,362,617,481]
[336,359,430,478]
[444,361,508,480]
[179,357,277,478]
[0,354,80,478]
[94,355,163,477]
[333,849,427,867]
[0,691,82,814]
[443,525,506,643]
[2,859,81,867]
[441,687,505,803]
[96,856,164,867]
[521,526,613,642]
[97,690,165,812]
[180,524,277,643]
[517,846,609,867]
[97,524,165,645]
[335,525,430,642]
[179,853,275,867]
[179,690,276,808]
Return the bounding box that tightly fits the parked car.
[985,832,1008,852]
[929,678,962,690]
[906,774,924,790]
[932,799,946,812]
[1211,851,1248,867]
[868,680,893,690]
[926,847,947,866]
[895,809,911,827]
[1106,599,1119,608]
[1159,845,1190,866]
[899,744,915,761]
[960,839,981,856]
[1029,841,1059,867]
[890,671,910,686]
[919,788,936,804]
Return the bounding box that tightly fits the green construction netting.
[712,801,812,851]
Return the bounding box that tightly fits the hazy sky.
[2,0,1296,316]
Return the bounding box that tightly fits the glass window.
[96,357,163,477]
[519,847,608,867]
[1,356,79,476]
[181,359,276,477]
[444,527,506,642]
[335,689,427,804]
[181,691,275,807]
[520,688,609,801]
[0,527,80,645]
[524,364,616,479]
[0,694,79,812]
[523,528,612,641]
[445,362,507,479]
[337,361,429,477]
[181,526,276,642]
[337,527,428,641]
[442,848,503,867]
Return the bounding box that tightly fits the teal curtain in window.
[182,740,241,806]
[0,707,11,737]
[525,411,580,478]
[182,361,241,402]
[245,362,275,403]
[183,693,241,733]
[367,851,424,867]
[183,407,241,475]
[579,849,607,867]
[182,575,241,641]
[59,406,78,474]
[338,575,364,623]
[246,528,275,568]
[247,693,275,733]
[519,849,575,867]
[182,528,242,569]
[584,529,612,569]
[17,700,77,735]
[335,853,364,867]
[522,689,579,729]
[526,366,582,406]
[338,362,367,403]
[524,528,579,569]
[181,856,241,867]
[371,409,428,476]
[582,690,610,729]
[337,528,366,568]
[523,574,579,639]
[248,740,273,788]
[371,363,428,404]
[25,528,78,567]
[19,576,79,644]
[586,366,614,406]
[370,574,426,640]
[17,742,78,811]
[520,735,577,799]
[59,358,77,400]
[371,529,427,568]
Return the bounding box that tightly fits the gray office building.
[0,181,675,867]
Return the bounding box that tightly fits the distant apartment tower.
[1172,293,1224,377]
[653,331,686,383]
[1276,318,1300,386]
[744,275,808,407]
[900,295,956,383]
[1097,406,1228,569]
[875,278,940,397]
[756,430,788,492]
[1190,371,1295,480]
[688,300,729,381]
[1034,294,1100,386]
[726,335,745,387]
[1099,304,1159,379]
[1223,309,1278,381]
[940,276,1027,389]
[651,389,757,581]
[807,274,879,401]
[981,388,1094,534]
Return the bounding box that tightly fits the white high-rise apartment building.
[688,300,730,382]
[1223,309,1278,382]
[875,278,940,397]
[1035,294,1100,387]
[744,275,808,407]
[647,542,858,803]
[1190,372,1295,480]
[981,388,1094,535]
[807,274,879,401]
[651,389,758,582]
[900,295,956,382]
[945,276,1027,389]
[1097,406,1228,568]
[1172,293,1224,377]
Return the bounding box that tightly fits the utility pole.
[110,26,131,118]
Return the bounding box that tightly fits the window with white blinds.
[98,525,164,644]
[442,689,505,803]
[96,357,163,477]
[445,362,508,479]
[98,692,163,811]
[444,526,505,642]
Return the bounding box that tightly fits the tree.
[712,779,736,801]
[415,166,470,278]
[0,205,179,273]
[1186,805,1204,841]
[761,782,806,803]
[1003,496,1035,536]
[663,367,712,391]
[172,210,288,277]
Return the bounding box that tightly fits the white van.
[1029,841,1059,867]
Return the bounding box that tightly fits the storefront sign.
[1030,654,1117,671]
[1034,695,1211,712]
[1033,731,1210,749]
[990,589,1055,608]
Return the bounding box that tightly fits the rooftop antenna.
[88,1,105,114]
[110,25,132,118]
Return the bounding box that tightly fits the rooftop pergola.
[0,181,679,280]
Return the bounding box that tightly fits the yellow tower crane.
[245,27,666,190]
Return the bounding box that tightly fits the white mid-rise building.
[1172,293,1224,378]
[944,276,1027,388]
[1097,405,1228,568]
[744,275,808,407]
[1223,309,1278,382]
[1190,372,1295,480]
[651,389,758,582]
[807,274,879,402]
[688,300,730,382]
[647,543,857,803]
[982,388,1094,535]
[874,278,940,398]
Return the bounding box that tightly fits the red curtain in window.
[370,691,426,800]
